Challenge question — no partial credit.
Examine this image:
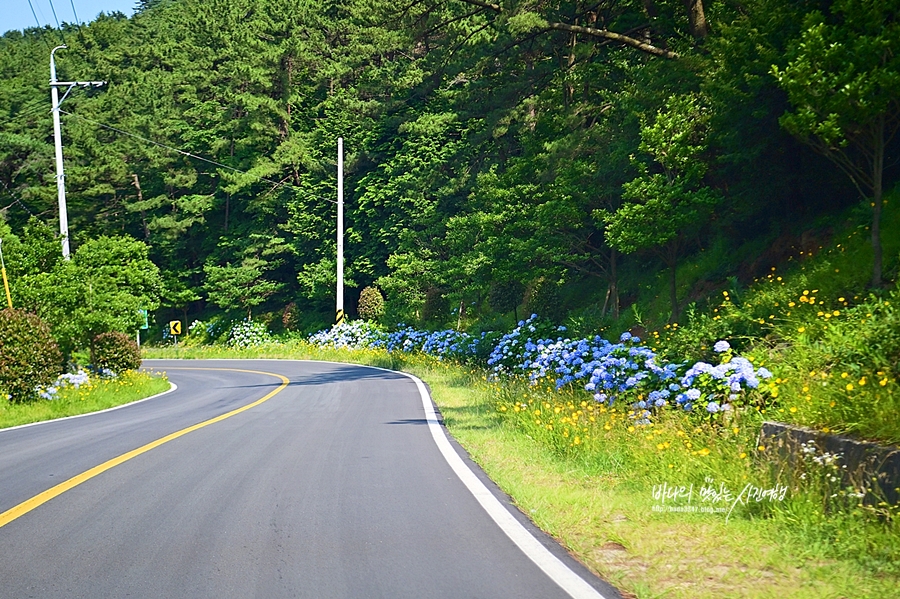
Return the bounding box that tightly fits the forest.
[0,0,898,335]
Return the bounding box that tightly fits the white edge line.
[144,357,607,599]
[406,372,608,599]
[0,381,177,434]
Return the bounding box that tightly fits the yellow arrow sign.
[169,320,182,335]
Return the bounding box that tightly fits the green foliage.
[357,286,385,322]
[523,277,563,323]
[488,280,525,317]
[772,0,900,285]
[6,226,162,357]
[91,331,142,373]
[605,93,721,253]
[204,258,282,319]
[0,0,896,348]
[773,0,900,153]
[421,287,449,325]
[0,309,62,402]
[0,370,169,430]
[281,302,301,332]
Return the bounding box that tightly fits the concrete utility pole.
[50,45,106,259]
[336,137,345,326]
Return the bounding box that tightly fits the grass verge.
[0,370,171,430]
[144,345,899,599]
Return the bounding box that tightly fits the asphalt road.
[0,359,621,599]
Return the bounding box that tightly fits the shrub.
[357,286,385,321]
[91,331,142,373]
[227,319,271,348]
[0,309,62,401]
[309,320,385,349]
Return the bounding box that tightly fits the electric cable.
[0,181,37,218]
[46,0,67,45]
[69,0,81,28]
[26,0,54,51]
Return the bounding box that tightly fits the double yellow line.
[0,368,289,529]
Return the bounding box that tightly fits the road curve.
[0,359,621,599]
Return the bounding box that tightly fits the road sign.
[139,309,149,330]
[169,320,182,336]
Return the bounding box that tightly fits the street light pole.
[49,46,106,259]
[336,137,344,326]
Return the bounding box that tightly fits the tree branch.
[458,0,501,11]
[454,0,678,59]
[546,21,677,58]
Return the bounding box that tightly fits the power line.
[46,0,67,45]
[26,0,54,51]
[69,0,82,28]
[0,181,37,218]
[27,0,43,28]
[58,109,337,205]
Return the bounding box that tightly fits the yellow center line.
[0,368,290,529]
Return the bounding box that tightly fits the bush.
[0,309,62,401]
[227,319,271,348]
[357,286,385,321]
[91,331,142,373]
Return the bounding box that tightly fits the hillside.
[1,0,897,336]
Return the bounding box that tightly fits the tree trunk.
[683,0,710,39]
[610,247,620,320]
[871,113,884,287]
[669,261,679,323]
[225,194,230,233]
[131,174,149,241]
[565,30,576,105]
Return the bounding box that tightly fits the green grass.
[0,370,171,430]
[144,343,900,599]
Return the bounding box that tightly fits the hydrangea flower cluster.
[35,369,94,400]
[311,321,486,361]
[376,326,429,353]
[584,333,680,408]
[309,320,386,349]
[188,319,204,335]
[674,344,773,413]
[227,320,272,348]
[486,314,566,376]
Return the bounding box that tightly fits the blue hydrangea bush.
[310,315,773,421]
[308,320,386,349]
[227,320,272,348]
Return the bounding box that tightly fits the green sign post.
[137,309,149,348]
